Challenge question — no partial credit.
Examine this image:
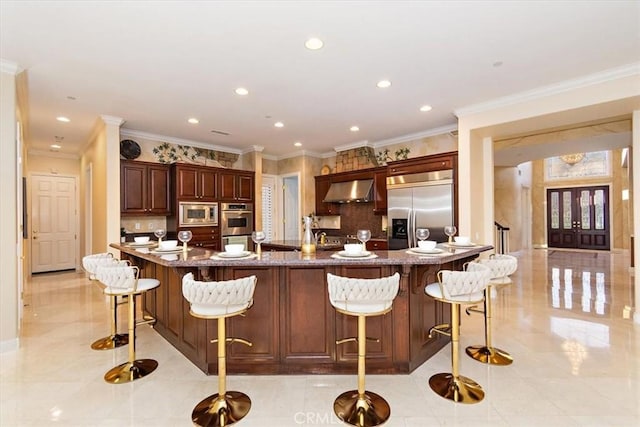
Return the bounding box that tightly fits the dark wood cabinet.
[366,239,388,250]
[373,168,387,215]
[219,170,254,202]
[314,175,340,215]
[183,226,221,251]
[174,164,217,201]
[121,160,171,215]
[387,151,457,177]
[315,166,388,216]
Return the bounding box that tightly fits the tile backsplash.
[120,216,167,235]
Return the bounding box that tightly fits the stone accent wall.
[216,151,239,168]
[335,147,378,172]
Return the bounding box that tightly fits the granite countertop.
[111,242,493,268]
[262,240,343,250]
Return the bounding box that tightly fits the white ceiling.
[1,1,639,159]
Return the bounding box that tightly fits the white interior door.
[31,175,77,273]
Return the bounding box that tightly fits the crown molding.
[120,128,243,155]
[371,124,458,149]
[333,140,371,152]
[100,115,125,127]
[262,153,278,161]
[242,145,264,154]
[274,149,323,161]
[0,59,20,75]
[455,62,640,118]
[28,148,80,160]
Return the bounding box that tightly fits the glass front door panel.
[580,190,591,230]
[562,191,572,229]
[551,192,559,229]
[594,189,604,230]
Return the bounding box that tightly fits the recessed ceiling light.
[419,105,433,112]
[294,142,302,147]
[187,118,199,124]
[350,126,360,132]
[50,144,61,150]
[376,80,391,89]
[235,87,249,96]
[274,122,284,128]
[56,116,70,122]
[305,37,324,50]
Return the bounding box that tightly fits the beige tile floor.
[1,249,638,426]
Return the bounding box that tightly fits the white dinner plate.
[216,251,252,258]
[337,250,372,258]
[448,242,476,248]
[409,247,444,254]
[128,241,156,247]
[153,247,183,253]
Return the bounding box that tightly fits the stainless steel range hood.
[323,179,374,203]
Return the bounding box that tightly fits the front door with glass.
[546,185,610,250]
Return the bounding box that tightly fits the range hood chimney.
[323,179,374,203]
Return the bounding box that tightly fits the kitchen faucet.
[314,231,327,244]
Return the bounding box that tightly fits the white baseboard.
[0,338,19,353]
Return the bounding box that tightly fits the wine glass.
[356,229,371,252]
[178,230,192,252]
[252,231,266,255]
[416,228,430,247]
[154,228,166,243]
[444,225,457,244]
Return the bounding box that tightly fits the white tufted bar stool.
[327,272,400,427]
[465,254,518,365]
[182,272,257,427]
[95,264,160,384]
[425,262,491,404]
[82,253,129,350]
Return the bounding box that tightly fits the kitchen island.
[112,243,492,375]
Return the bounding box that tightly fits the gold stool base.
[466,345,513,365]
[334,390,390,427]
[192,391,251,427]
[90,333,129,350]
[104,359,158,384]
[429,373,485,404]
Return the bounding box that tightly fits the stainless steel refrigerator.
[387,170,454,249]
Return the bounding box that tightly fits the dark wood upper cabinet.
[174,164,217,201]
[219,170,254,202]
[373,168,387,215]
[387,151,457,176]
[315,166,388,216]
[314,175,340,215]
[121,160,171,215]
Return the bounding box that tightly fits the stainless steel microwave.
[179,202,219,227]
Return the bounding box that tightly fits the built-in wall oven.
[221,203,253,250]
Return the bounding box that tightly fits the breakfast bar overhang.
[112,243,492,375]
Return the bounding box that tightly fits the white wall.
[0,61,19,351]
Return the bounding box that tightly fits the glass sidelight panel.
[580,190,590,230]
[551,192,559,229]
[594,189,604,230]
[562,191,572,229]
